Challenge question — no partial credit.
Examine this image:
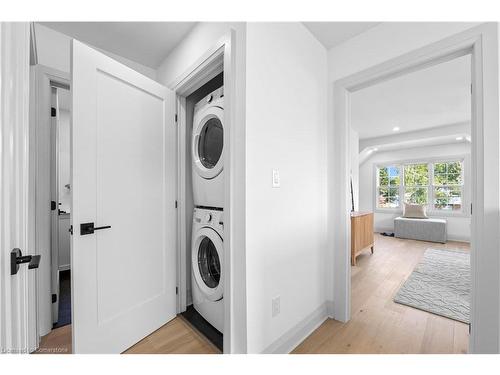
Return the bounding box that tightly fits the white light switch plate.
[272,169,280,188]
[272,295,280,317]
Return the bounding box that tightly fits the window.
[377,166,400,208]
[433,161,463,211]
[404,163,429,205]
[376,159,464,213]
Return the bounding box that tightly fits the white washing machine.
[191,207,224,332]
[192,87,224,209]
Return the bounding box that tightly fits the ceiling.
[351,54,471,140]
[40,22,197,68]
[40,22,381,68]
[302,22,380,49]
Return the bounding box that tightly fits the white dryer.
[191,207,224,332]
[192,87,224,209]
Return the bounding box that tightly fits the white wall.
[34,23,157,80]
[359,142,471,241]
[157,22,245,85]
[328,22,481,81]
[157,22,248,353]
[58,215,70,270]
[157,22,328,353]
[245,22,327,353]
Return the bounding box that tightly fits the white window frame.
[431,159,465,213]
[375,165,401,210]
[374,155,468,217]
[403,162,431,206]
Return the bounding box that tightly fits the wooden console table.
[351,211,374,266]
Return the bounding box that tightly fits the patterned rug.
[394,248,470,323]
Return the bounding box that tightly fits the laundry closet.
[29,23,235,354]
[177,71,225,350]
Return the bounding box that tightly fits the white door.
[71,40,177,353]
[0,22,36,354]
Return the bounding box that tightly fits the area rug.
[394,248,470,323]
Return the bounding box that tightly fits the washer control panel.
[194,208,224,231]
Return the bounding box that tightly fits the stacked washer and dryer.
[191,87,225,333]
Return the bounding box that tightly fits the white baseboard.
[447,235,471,243]
[326,300,334,318]
[261,302,328,354]
[375,227,470,242]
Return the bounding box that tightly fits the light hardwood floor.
[292,233,470,354]
[36,234,470,354]
[36,316,220,354]
[124,316,220,354]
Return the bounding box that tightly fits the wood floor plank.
[36,234,470,354]
[293,234,470,354]
[36,316,220,354]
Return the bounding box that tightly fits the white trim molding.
[329,23,500,353]
[30,65,70,339]
[170,30,247,354]
[0,22,34,354]
[261,303,328,354]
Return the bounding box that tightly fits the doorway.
[349,51,472,352]
[329,23,500,353]
[172,40,233,353]
[50,85,72,330]
[30,65,71,346]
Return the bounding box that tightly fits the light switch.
[272,169,280,188]
[272,295,280,317]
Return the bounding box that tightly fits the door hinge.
[176,287,178,295]
[69,225,73,235]
[51,200,57,211]
[175,114,178,123]
[52,294,57,303]
[51,107,56,117]
[175,200,178,208]
[469,322,471,335]
[471,203,472,215]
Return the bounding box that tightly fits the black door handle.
[95,225,111,230]
[11,248,41,275]
[80,222,112,235]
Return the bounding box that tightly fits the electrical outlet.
[272,295,280,317]
[272,169,280,188]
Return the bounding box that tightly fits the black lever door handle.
[80,222,112,235]
[94,225,111,231]
[11,248,41,275]
[28,255,41,269]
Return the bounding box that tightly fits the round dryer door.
[192,107,224,179]
[192,227,223,301]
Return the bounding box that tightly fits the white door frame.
[0,22,34,353]
[329,23,499,353]
[169,31,236,354]
[29,65,70,340]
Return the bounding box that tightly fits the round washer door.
[192,227,223,301]
[192,106,224,179]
